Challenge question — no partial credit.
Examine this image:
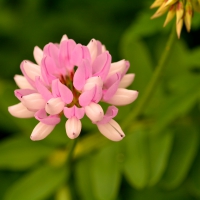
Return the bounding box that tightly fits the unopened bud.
[151,1,169,19]
[150,0,164,8]
[163,5,176,26]
[176,18,183,38]
[176,0,184,23]
[184,0,193,32]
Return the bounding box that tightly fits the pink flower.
[8,35,138,141]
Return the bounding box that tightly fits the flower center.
[59,70,81,108]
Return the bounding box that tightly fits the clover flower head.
[150,0,196,38]
[8,35,138,141]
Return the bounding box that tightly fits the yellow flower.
[150,0,195,38]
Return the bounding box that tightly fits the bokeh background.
[0,0,200,199]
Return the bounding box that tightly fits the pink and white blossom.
[8,35,138,141]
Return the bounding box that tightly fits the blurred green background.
[0,0,200,200]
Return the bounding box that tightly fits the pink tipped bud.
[23,60,41,81]
[14,75,34,89]
[45,97,65,115]
[8,102,35,118]
[119,73,135,88]
[105,88,138,106]
[22,93,46,111]
[85,102,104,123]
[83,76,103,91]
[33,46,43,66]
[87,39,99,62]
[30,122,55,141]
[65,117,82,139]
[60,34,69,42]
[97,119,125,141]
[107,59,127,79]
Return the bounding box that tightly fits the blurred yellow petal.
[150,0,164,8]
[163,5,176,26]
[176,18,183,38]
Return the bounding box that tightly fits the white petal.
[30,122,55,141]
[22,93,46,111]
[33,46,43,66]
[97,119,125,141]
[107,60,127,79]
[65,117,81,139]
[23,60,41,81]
[14,75,34,89]
[45,97,65,115]
[83,76,103,91]
[119,74,135,88]
[87,39,98,62]
[85,102,104,123]
[105,88,138,106]
[8,102,35,118]
[60,34,69,42]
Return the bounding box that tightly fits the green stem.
[123,25,176,129]
[66,139,77,165]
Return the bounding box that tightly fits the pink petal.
[33,46,43,65]
[45,97,65,115]
[85,102,104,123]
[87,39,102,62]
[14,89,36,101]
[92,52,111,80]
[107,59,128,79]
[35,109,60,125]
[64,106,84,119]
[105,88,139,106]
[103,73,121,101]
[30,122,55,141]
[65,117,82,139]
[83,76,103,91]
[97,119,125,141]
[57,80,73,104]
[41,56,56,85]
[14,75,34,90]
[97,106,118,124]
[22,93,46,111]
[8,102,35,118]
[43,43,60,67]
[22,60,41,82]
[59,39,76,70]
[119,74,135,88]
[71,44,91,66]
[78,87,95,107]
[35,77,52,101]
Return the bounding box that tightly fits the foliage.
[0,0,200,200]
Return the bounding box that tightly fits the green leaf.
[91,143,121,200]
[153,74,200,133]
[123,129,149,189]
[0,136,54,170]
[74,157,96,200]
[4,164,68,200]
[148,131,173,186]
[160,126,199,189]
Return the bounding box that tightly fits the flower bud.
[65,117,82,139]
[85,102,104,123]
[8,102,35,118]
[30,122,55,141]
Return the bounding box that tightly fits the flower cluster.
[150,0,194,38]
[8,35,138,141]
